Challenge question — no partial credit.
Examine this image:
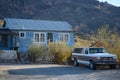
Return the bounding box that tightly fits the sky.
[98,0,120,7]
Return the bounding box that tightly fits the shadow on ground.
[8,65,113,76]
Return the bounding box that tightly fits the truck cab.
[72,47,118,70]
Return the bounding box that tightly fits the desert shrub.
[28,44,41,63]
[107,39,120,65]
[28,44,50,63]
[49,42,73,64]
[28,42,73,64]
[38,45,54,63]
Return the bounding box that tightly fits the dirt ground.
[0,63,120,80]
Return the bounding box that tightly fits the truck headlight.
[113,55,117,60]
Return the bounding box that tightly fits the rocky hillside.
[0,0,120,33]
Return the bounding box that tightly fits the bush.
[107,39,120,66]
[49,42,73,64]
[28,44,50,63]
[38,45,54,63]
[114,40,120,65]
[28,44,41,63]
[28,42,73,64]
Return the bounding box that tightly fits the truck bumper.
[95,61,118,65]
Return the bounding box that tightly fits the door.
[0,34,8,47]
[47,33,53,42]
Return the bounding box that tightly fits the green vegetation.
[49,42,73,64]
[28,42,73,64]
[28,44,41,63]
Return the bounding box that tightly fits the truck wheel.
[109,65,116,69]
[89,61,96,70]
[74,59,79,67]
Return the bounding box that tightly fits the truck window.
[73,48,83,53]
[85,49,88,54]
[89,48,106,54]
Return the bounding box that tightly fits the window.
[89,48,106,54]
[65,34,69,42]
[19,32,26,38]
[59,33,70,43]
[34,32,46,43]
[35,33,39,42]
[59,34,64,42]
[85,49,88,54]
[40,33,45,42]
[73,48,83,53]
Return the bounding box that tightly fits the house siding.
[18,31,33,52]
[69,33,74,46]
[18,31,74,53]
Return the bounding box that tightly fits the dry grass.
[74,36,92,47]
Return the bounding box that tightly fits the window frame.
[34,33,39,42]
[19,32,26,38]
[34,32,46,43]
[59,33,70,43]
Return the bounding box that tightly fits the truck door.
[83,48,89,61]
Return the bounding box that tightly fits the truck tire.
[74,59,79,67]
[109,65,116,69]
[89,61,96,70]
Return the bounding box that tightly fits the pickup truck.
[72,47,118,70]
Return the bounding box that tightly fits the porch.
[0,29,18,50]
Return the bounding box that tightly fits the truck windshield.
[89,48,106,54]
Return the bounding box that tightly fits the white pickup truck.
[72,47,118,70]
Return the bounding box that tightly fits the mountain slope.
[0,0,120,33]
